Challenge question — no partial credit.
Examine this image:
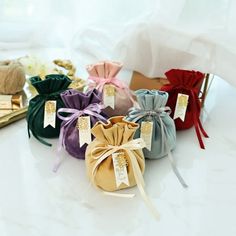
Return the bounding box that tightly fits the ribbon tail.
[32,130,52,146]
[167,151,188,188]
[53,154,64,172]
[28,100,52,146]
[103,191,135,198]
[96,83,105,93]
[194,120,205,149]
[53,127,66,172]
[27,123,31,138]
[197,117,209,138]
[129,151,160,220]
[92,148,117,184]
[191,90,208,149]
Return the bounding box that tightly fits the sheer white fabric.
[1,0,236,85]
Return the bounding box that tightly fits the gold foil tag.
[103,85,115,109]
[44,100,57,128]
[112,152,129,188]
[0,95,12,109]
[77,116,91,147]
[140,121,153,151]
[173,93,189,121]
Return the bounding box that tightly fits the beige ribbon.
[91,138,160,220]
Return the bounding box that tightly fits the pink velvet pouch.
[86,61,134,117]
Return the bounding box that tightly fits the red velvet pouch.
[161,69,208,149]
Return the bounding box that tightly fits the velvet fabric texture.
[86,61,134,117]
[161,69,204,130]
[58,89,107,159]
[161,69,208,149]
[85,116,145,192]
[126,89,176,159]
[27,74,71,146]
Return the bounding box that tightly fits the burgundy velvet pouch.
[161,69,208,149]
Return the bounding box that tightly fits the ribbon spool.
[0,60,26,95]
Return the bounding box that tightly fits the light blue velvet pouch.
[126,89,176,159]
[126,89,187,188]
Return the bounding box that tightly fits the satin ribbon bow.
[128,106,171,122]
[53,103,107,172]
[91,138,160,220]
[88,76,126,91]
[127,106,188,188]
[88,76,135,104]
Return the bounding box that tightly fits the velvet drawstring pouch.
[86,61,134,117]
[56,89,107,160]
[126,89,188,188]
[27,74,71,146]
[85,116,160,219]
[85,116,145,192]
[126,89,176,159]
[161,69,209,149]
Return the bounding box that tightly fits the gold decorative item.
[178,94,189,107]
[104,85,115,96]
[77,116,89,130]
[141,121,153,134]
[45,101,56,114]
[116,153,128,169]
[53,59,85,91]
[19,56,85,91]
[0,82,37,128]
[0,56,86,128]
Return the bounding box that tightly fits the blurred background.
[0,0,235,84]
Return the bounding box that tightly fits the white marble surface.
[1,57,236,235]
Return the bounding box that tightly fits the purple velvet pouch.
[57,89,107,159]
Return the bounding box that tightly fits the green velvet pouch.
[27,74,71,146]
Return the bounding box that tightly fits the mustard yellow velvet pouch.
[85,116,160,219]
[85,116,145,192]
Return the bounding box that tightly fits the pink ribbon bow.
[88,76,135,104]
